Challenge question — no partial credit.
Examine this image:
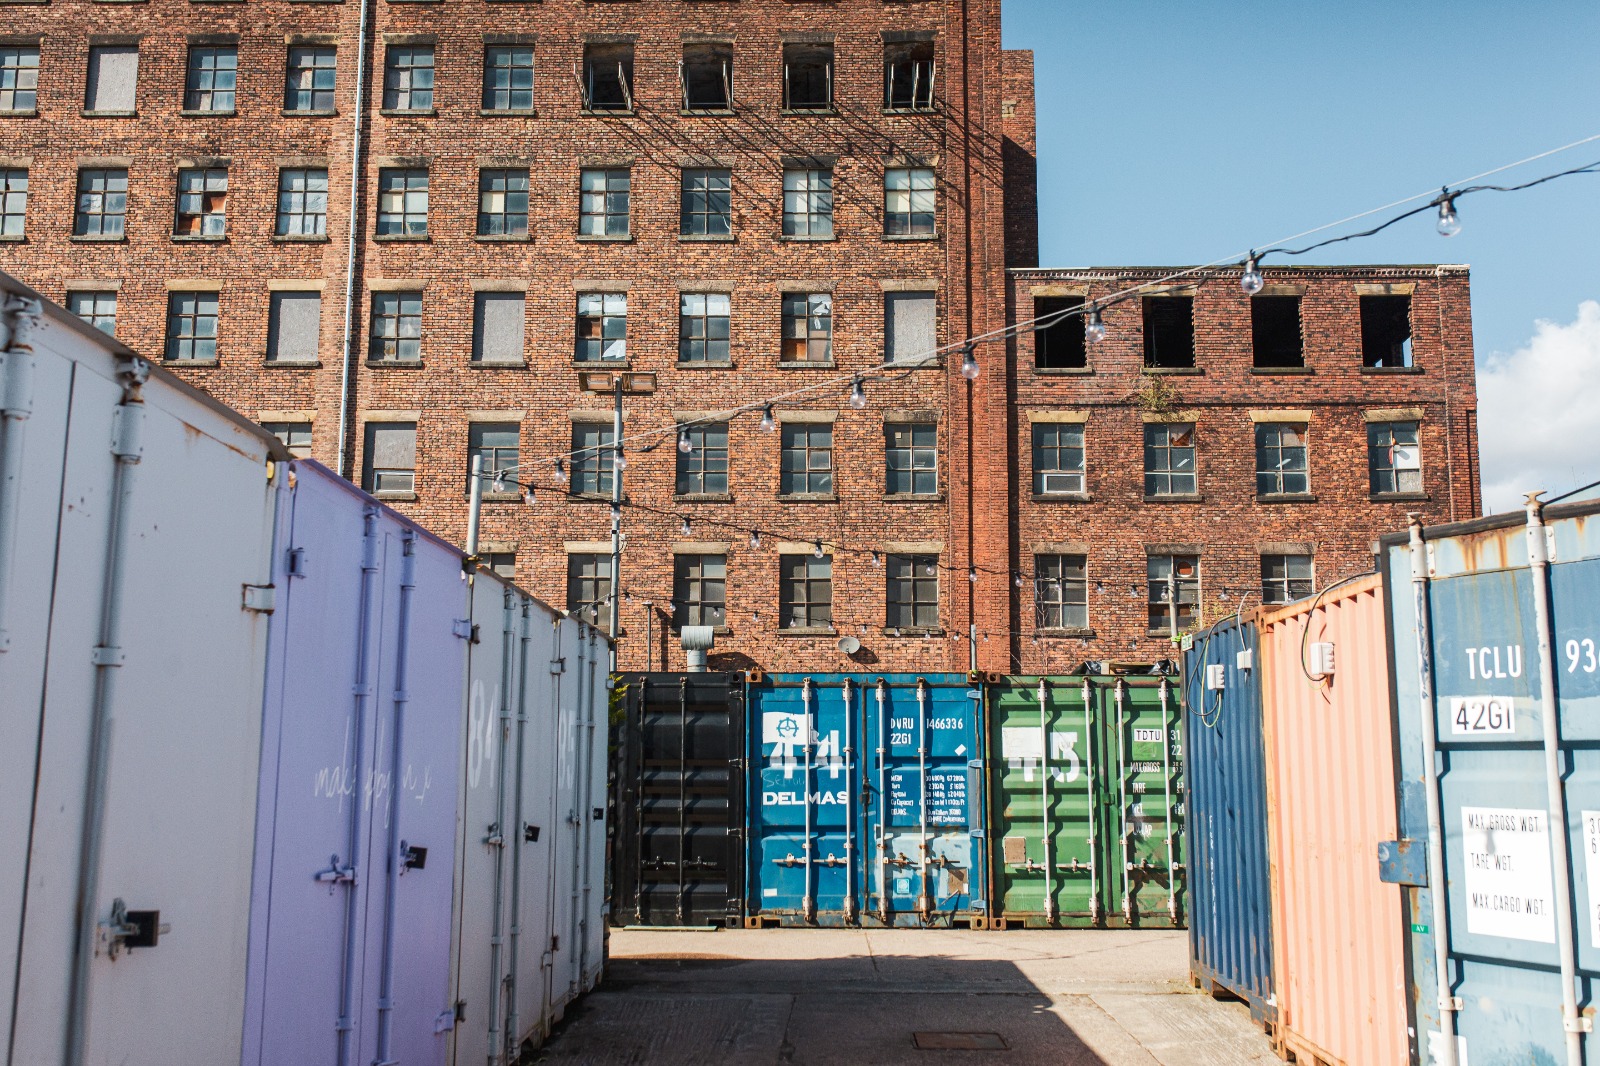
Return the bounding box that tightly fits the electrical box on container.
[1309,642,1336,677]
[1235,649,1253,672]
[1205,664,1227,691]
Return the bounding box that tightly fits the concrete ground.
[534,928,1278,1065]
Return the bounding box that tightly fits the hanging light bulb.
[612,449,627,471]
[524,487,536,506]
[759,404,776,432]
[1240,253,1264,295]
[554,459,568,485]
[1013,571,1024,588]
[960,344,980,381]
[1436,191,1461,237]
[968,567,978,584]
[894,627,903,638]
[680,515,692,536]
[1084,308,1106,343]
[923,561,936,576]
[1129,584,1140,598]
[623,591,632,605]
[813,541,825,559]
[492,471,506,493]
[1219,589,1230,601]
[849,377,868,409]
[749,530,761,549]
[752,609,760,622]
[1094,581,1105,595]
[677,428,693,453]
[871,551,882,567]
[859,624,868,635]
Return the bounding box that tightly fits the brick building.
[0,0,1479,674]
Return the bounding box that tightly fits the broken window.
[285,45,336,112]
[583,42,633,112]
[780,423,833,496]
[575,292,627,362]
[884,167,935,236]
[1147,555,1199,633]
[884,41,934,111]
[67,290,116,335]
[74,168,127,236]
[782,293,832,363]
[1361,294,1413,368]
[174,167,227,236]
[1368,421,1422,495]
[570,424,616,496]
[1251,295,1303,368]
[783,42,832,110]
[1255,423,1308,496]
[0,45,39,112]
[376,167,428,236]
[1034,295,1086,369]
[580,168,630,236]
[164,291,219,361]
[1034,554,1088,630]
[369,292,422,362]
[1142,296,1194,368]
[1261,554,1313,605]
[382,45,433,111]
[263,422,312,459]
[679,293,731,364]
[675,423,729,495]
[276,167,328,236]
[0,168,25,236]
[1144,423,1196,496]
[184,45,236,113]
[482,44,534,111]
[681,41,732,111]
[783,167,833,238]
[477,168,529,236]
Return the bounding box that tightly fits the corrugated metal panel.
[1181,618,1274,1029]
[1258,573,1408,1066]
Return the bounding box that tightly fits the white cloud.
[1479,301,1600,515]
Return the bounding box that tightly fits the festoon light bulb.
[849,377,868,409]
[680,516,692,536]
[749,530,762,549]
[813,541,825,559]
[677,428,693,453]
[1085,308,1106,343]
[612,450,627,471]
[1240,254,1265,295]
[759,404,776,432]
[968,566,978,584]
[1436,192,1461,237]
[554,459,568,485]
[960,345,980,381]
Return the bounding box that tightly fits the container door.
[1102,678,1185,928]
[577,631,609,992]
[516,615,560,1042]
[552,618,584,1016]
[990,678,1101,927]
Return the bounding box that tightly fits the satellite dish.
[837,635,862,655]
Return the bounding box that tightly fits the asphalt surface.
[533,928,1278,1065]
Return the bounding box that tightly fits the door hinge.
[550,658,566,675]
[1376,838,1428,886]
[287,546,309,578]
[242,584,277,614]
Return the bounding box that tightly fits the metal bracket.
[242,584,276,614]
[1440,996,1462,1012]
[110,403,144,461]
[1377,838,1428,886]
[550,658,566,674]
[287,546,309,579]
[315,854,357,885]
[452,619,479,643]
[90,644,124,667]
[1566,1015,1595,1034]
[97,898,169,959]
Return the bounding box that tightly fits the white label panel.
[1133,728,1165,743]
[1001,727,1042,760]
[1427,1031,1469,1066]
[1584,811,1600,947]
[762,711,813,744]
[1449,697,1516,736]
[1460,806,1556,943]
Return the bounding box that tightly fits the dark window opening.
[783,42,832,110]
[1251,295,1304,368]
[1142,296,1194,368]
[1261,554,1313,605]
[1361,294,1413,368]
[1034,295,1086,369]
[583,43,633,112]
[1148,555,1199,633]
[884,41,934,111]
[674,554,727,629]
[681,42,732,111]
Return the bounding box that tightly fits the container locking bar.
[1376,839,1427,886]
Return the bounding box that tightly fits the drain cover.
[913,1032,1009,1051]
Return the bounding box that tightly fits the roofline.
[1010,263,1470,276]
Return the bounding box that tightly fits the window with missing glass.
[884,167,935,236]
[571,423,615,495]
[886,554,938,630]
[1034,295,1086,369]
[1031,423,1084,495]
[1360,295,1413,368]
[681,168,732,236]
[681,42,732,111]
[75,168,127,237]
[1143,423,1196,496]
[883,40,934,111]
[885,423,937,496]
[674,554,726,628]
[783,42,832,110]
[780,423,833,496]
[369,291,422,362]
[362,422,416,494]
[580,168,629,236]
[68,290,117,335]
[581,42,632,111]
[484,552,516,581]
[165,291,218,361]
[376,168,428,236]
[285,46,336,112]
[1261,554,1313,605]
[679,293,730,363]
[781,293,832,363]
[1255,423,1308,496]
[1147,554,1199,633]
[576,293,627,362]
[780,554,832,629]
[174,167,227,237]
[263,421,312,459]
[0,168,25,237]
[477,168,529,236]
[676,423,729,495]
[1368,421,1422,495]
[276,167,328,236]
[783,168,833,237]
[383,45,434,111]
[1034,554,1088,630]
[482,45,533,111]
[566,554,611,626]
[184,45,237,112]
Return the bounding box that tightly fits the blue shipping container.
[745,674,988,927]
[1181,616,1275,1030]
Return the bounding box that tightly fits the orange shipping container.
[1257,574,1409,1066]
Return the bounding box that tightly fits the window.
[571,423,615,495]
[1261,554,1313,606]
[780,555,832,629]
[886,554,938,630]
[482,45,533,111]
[275,167,328,236]
[885,291,936,363]
[174,167,227,237]
[477,168,528,236]
[1361,294,1413,368]
[266,291,321,362]
[783,168,833,238]
[1034,295,1086,369]
[376,168,428,236]
[1252,295,1303,368]
[285,46,336,112]
[783,42,832,110]
[185,45,237,113]
[263,422,312,459]
[681,42,732,111]
[678,293,730,363]
[580,168,629,236]
[84,45,138,113]
[566,554,612,626]
[885,423,937,496]
[884,41,934,111]
[1034,554,1088,631]
[472,292,525,364]
[0,168,24,236]
[383,46,434,111]
[75,168,128,237]
[1144,423,1196,496]
[782,293,832,363]
[1031,423,1084,495]
[1148,555,1199,633]
[164,291,219,361]
[0,46,39,112]
[67,290,116,335]
[680,168,732,237]
[675,422,729,495]
[884,167,935,236]
[780,423,833,496]
[1368,421,1422,495]
[468,422,519,491]
[1255,423,1308,496]
[369,292,422,362]
[674,554,727,628]
[484,553,516,581]
[575,293,626,362]
[1142,296,1194,368]
[363,422,416,494]
[581,42,632,111]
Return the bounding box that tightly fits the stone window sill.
[469,360,527,369]
[1256,493,1317,504]
[479,492,521,502]
[777,493,838,503]
[263,358,321,368]
[884,493,944,503]
[1147,631,1187,641]
[379,108,436,117]
[1031,492,1091,503]
[680,108,736,117]
[1037,628,1095,639]
[273,233,330,243]
[677,361,734,370]
[475,232,531,242]
[0,234,24,243]
[372,233,429,242]
[882,627,944,637]
[1372,492,1430,503]
[172,234,227,243]
[283,109,339,118]
[366,359,424,368]
[570,360,630,369]
[579,109,635,118]
[883,232,938,241]
[373,491,417,502]
[673,493,732,503]
[780,233,837,242]
[1142,366,1202,375]
[883,107,937,117]
[82,109,136,118]
[1035,366,1092,375]
[1252,366,1312,375]
[779,628,837,638]
[479,108,538,118]
[778,360,836,369]
[780,107,836,117]
[164,358,219,366]
[180,109,235,118]
[0,109,38,118]
[70,234,127,243]
[576,232,632,242]
[679,233,735,243]
[1144,493,1204,503]
[1361,365,1422,374]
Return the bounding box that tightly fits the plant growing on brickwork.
[1129,369,1183,416]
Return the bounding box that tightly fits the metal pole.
[642,602,653,672]
[466,453,484,560]
[842,679,858,924]
[485,590,515,1066]
[1407,516,1460,1066]
[1115,679,1131,925]
[1082,678,1101,926]
[1039,678,1056,926]
[608,380,623,673]
[802,678,817,924]
[1525,497,1589,1062]
[875,679,890,925]
[915,679,933,919]
[0,294,41,658]
[1159,677,1177,924]
[503,603,532,1061]
[334,0,372,479]
[969,622,977,674]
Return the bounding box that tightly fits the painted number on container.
[1000,728,1080,784]
[1460,806,1556,943]
[1449,697,1515,736]
[1567,638,1600,674]
[1583,811,1600,948]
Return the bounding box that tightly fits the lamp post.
[578,370,656,672]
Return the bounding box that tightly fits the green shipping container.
[986,675,1185,928]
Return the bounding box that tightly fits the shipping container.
[1384,502,1600,1066]
[987,675,1184,928]
[0,277,285,1066]
[1257,574,1407,1066]
[1181,618,1275,1030]
[613,672,747,927]
[745,674,988,928]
